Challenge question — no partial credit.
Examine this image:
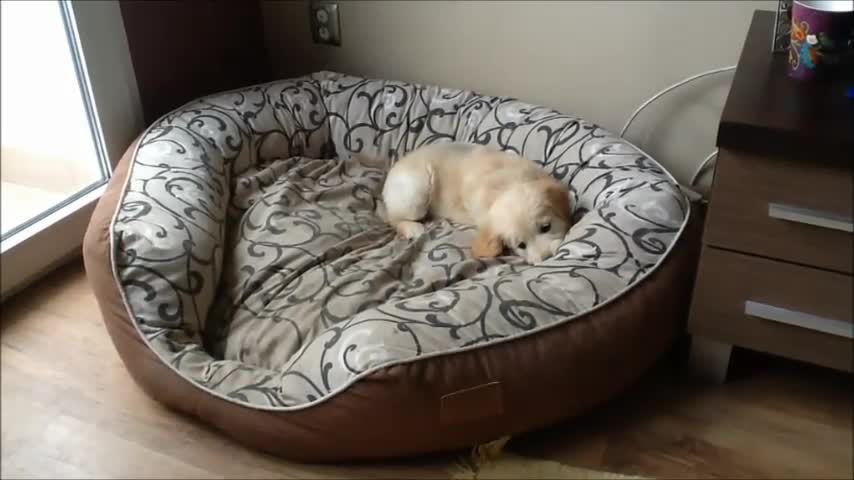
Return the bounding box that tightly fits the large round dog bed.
[84,71,699,462]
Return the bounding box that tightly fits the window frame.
[1,0,143,300]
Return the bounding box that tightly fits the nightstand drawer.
[689,247,853,372]
[705,149,853,274]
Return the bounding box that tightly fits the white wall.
[261,0,776,191]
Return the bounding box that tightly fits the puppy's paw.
[353,152,387,170]
[472,227,504,258]
[395,221,426,239]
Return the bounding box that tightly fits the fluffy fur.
[360,142,573,264]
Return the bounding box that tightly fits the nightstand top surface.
[718,10,853,164]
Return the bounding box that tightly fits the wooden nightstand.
[687,10,854,381]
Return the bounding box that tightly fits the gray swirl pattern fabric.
[111,71,689,410]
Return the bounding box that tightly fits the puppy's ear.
[472,226,504,258]
[541,178,572,224]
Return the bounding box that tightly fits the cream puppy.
[374,142,572,263]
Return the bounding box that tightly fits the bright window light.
[0,0,107,240]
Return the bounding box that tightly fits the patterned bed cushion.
[111,71,688,409]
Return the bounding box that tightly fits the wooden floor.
[2,260,852,479]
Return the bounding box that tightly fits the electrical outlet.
[309,1,341,46]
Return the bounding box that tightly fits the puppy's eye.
[539,223,551,233]
[517,242,526,250]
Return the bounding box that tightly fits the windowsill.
[0,182,107,254]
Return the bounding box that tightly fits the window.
[1,0,108,239]
[0,0,143,299]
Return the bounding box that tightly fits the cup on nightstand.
[787,0,854,81]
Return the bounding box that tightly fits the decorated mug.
[788,0,854,81]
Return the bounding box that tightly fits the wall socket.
[309,1,341,46]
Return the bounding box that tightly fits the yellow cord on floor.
[450,435,644,480]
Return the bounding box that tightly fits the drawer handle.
[744,300,853,339]
[768,203,853,233]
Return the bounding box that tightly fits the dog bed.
[84,71,699,462]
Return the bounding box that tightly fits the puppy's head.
[473,177,572,264]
